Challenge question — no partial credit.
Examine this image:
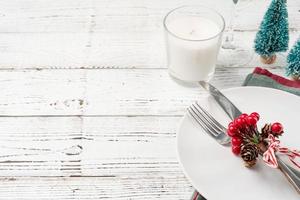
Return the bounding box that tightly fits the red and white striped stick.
[263,134,300,169]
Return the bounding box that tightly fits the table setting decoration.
[254,0,289,64]
[161,0,300,198]
[244,67,300,95]
[164,6,225,83]
[188,68,300,200]
[179,84,300,200]
[286,38,300,80]
[226,112,300,170]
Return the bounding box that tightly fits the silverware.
[188,102,230,145]
[198,81,300,194]
[199,81,242,119]
[188,102,300,194]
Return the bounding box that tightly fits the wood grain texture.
[0,117,180,176]
[1,0,299,33]
[0,31,298,69]
[0,176,193,199]
[0,0,298,68]
[0,67,284,116]
[0,116,193,199]
[0,0,298,199]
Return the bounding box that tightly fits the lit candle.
[164,6,225,82]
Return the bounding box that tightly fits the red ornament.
[271,122,283,134]
[235,118,245,128]
[228,122,234,128]
[246,116,257,126]
[239,113,248,119]
[232,145,241,155]
[227,125,238,137]
[250,112,260,120]
[231,137,242,146]
[225,112,298,169]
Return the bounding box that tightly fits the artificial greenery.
[254,0,289,57]
[286,38,300,79]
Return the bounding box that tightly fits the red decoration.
[232,145,241,155]
[232,137,242,146]
[263,135,300,169]
[226,112,299,169]
[271,122,283,135]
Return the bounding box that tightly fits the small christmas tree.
[254,0,289,64]
[286,38,300,80]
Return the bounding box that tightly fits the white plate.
[177,87,300,200]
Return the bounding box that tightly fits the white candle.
[164,7,224,82]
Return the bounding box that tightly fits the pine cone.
[262,123,283,138]
[261,123,272,143]
[241,143,259,168]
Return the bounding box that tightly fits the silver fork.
[188,102,230,145]
[188,102,300,194]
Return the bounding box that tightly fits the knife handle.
[277,156,300,194]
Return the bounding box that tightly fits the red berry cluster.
[227,112,260,155]
[227,112,284,156]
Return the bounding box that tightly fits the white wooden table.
[0,0,298,199]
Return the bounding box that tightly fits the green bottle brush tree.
[254,0,289,64]
[286,38,300,80]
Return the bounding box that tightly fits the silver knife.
[199,81,242,119]
[199,81,300,193]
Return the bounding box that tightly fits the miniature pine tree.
[286,38,300,80]
[254,0,289,64]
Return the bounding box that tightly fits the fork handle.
[277,156,300,194]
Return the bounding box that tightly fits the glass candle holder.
[164,6,225,82]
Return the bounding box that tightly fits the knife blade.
[199,81,242,120]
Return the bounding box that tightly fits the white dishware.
[164,6,225,82]
[177,87,300,199]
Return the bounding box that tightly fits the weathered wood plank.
[0,0,298,69]
[0,67,285,116]
[0,31,298,69]
[0,0,299,33]
[0,176,193,199]
[0,31,297,69]
[0,117,193,199]
[0,117,83,176]
[0,117,180,177]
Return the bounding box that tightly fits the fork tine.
[195,102,226,131]
[191,104,223,134]
[188,103,230,145]
[188,106,219,137]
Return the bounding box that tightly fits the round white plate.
[177,87,300,200]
